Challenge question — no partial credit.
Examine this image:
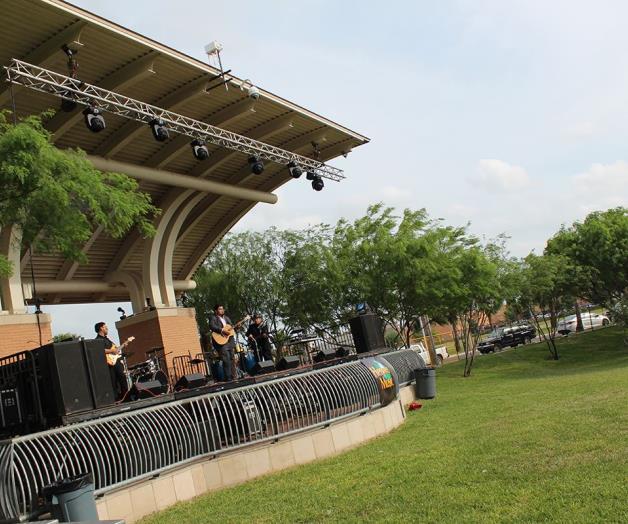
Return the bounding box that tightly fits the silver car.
[556,312,610,334]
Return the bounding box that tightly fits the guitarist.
[95,321,129,399]
[209,304,236,381]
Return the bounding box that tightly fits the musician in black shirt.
[246,314,273,361]
[95,322,128,399]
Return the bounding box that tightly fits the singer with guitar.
[209,305,248,382]
[95,321,134,399]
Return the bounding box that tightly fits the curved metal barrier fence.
[379,348,427,385]
[0,360,384,522]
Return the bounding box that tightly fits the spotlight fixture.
[248,155,264,175]
[83,106,106,133]
[306,171,316,181]
[191,139,209,160]
[288,161,302,178]
[149,118,169,142]
[60,92,77,112]
[311,175,324,191]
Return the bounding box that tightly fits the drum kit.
[124,352,169,390]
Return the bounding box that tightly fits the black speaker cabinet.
[33,341,94,420]
[349,313,386,354]
[313,348,336,363]
[251,360,276,375]
[175,373,207,390]
[276,355,300,371]
[81,339,116,408]
[129,380,167,400]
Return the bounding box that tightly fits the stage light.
[312,175,324,191]
[288,161,302,178]
[60,91,77,112]
[83,106,106,133]
[248,155,264,175]
[149,118,169,142]
[191,139,209,160]
[306,171,316,181]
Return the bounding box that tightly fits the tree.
[0,111,157,276]
[546,207,628,307]
[515,254,577,360]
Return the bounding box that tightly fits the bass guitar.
[106,336,136,366]
[211,315,250,346]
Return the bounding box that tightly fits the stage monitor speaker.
[313,348,336,363]
[175,373,207,390]
[129,380,167,400]
[349,313,385,354]
[335,346,351,358]
[276,355,300,371]
[251,360,276,375]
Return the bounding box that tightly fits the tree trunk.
[574,301,584,332]
[422,315,438,366]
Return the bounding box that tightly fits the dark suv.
[477,325,536,354]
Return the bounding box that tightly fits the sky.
[44,0,628,340]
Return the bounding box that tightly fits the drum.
[244,351,257,373]
[137,370,168,387]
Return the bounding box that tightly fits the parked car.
[408,342,449,366]
[477,325,536,354]
[556,312,610,335]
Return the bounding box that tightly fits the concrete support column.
[0,226,27,314]
[114,307,202,375]
[0,313,53,358]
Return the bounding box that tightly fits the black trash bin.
[41,472,98,523]
[414,368,436,399]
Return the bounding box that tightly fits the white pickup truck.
[407,342,449,366]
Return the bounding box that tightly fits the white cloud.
[572,161,628,212]
[471,159,531,192]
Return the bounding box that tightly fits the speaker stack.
[313,348,336,363]
[349,313,386,354]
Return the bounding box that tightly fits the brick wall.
[116,308,202,376]
[0,314,53,358]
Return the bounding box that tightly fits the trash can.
[414,368,436,399]
[41,472,98,523]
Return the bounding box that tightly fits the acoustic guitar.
[106,336,136,366]
[211,315,250,346]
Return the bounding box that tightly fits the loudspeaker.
[349,313,385,354]
[174,373,207,390]
[33,341,94,419]
[313,348,336,363]
[128,380,167,400]
[276,355,300,371]
[251,360,276,375]
[335,346,351,358]
[81,339,115,408]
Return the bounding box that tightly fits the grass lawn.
[140,328,628,524]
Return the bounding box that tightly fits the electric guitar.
[106,336,136,366]
[211,315,250,346]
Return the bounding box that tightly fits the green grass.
[140,328,628,524]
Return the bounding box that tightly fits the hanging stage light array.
[4,59,345,182]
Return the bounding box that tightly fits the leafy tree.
[516,254,577,360]
[546,207,628,306]
[0,111,157,276]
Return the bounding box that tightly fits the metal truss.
[4,59,345,181]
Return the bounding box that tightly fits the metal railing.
[379,349,427,386]
[0,360,384,522]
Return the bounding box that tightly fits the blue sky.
[47,0,628,340]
